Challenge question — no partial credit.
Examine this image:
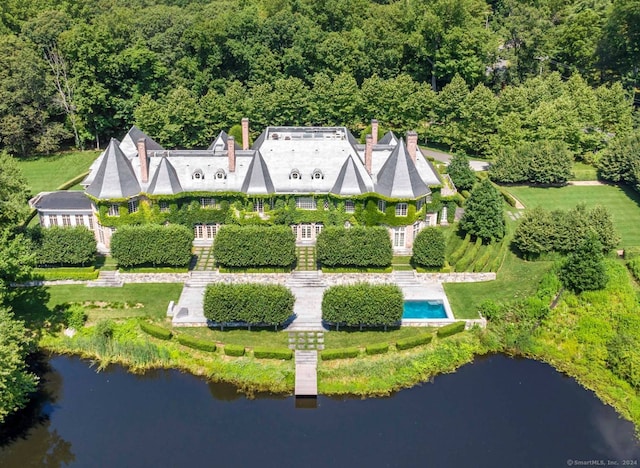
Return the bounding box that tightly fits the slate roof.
[147,157,183,195]
[120,126,164,158]
[30,191,92,211]
[240,151,275,194]
[207,131,241,151]
[378,131,398,145]
[375,139,430,199]
[331,155,368,196]
[86,139,141,199]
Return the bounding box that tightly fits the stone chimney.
[365,134,373,175]
[407,131,418,164]
[371,119,378,145]
[228,136,236,172]
[241,117,249,150]
[137,138,149,183]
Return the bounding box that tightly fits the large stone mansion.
[30,119,447,253]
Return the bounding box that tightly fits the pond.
[1,354,638,467]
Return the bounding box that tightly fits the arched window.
[290,169,301,180]
[192,169,204,180]
[215,169,226,180]
[311,169,323,180]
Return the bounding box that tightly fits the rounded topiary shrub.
[412,227,445,268]
[322,283,403,328]
[111,224,193,268]
[213,226,296,268]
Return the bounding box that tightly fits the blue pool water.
[402,300,447,319]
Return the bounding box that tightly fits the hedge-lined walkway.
[193,247,216,271]
[295,247,316,271]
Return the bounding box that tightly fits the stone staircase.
[87,270,124,288]
[286,270,326,288]
[288,331,324,351]
[186,270,219,287]
[392,270,421,287]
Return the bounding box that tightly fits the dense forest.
[0,0,638,158]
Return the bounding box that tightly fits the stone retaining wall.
[416,272,496,283]
[118,273,190,283]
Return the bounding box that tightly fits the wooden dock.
[294,351,318,398]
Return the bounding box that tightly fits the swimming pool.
[402,300,447,319]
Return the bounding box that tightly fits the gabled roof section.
[375,139,430,199]
[251,130,267,150]
[331,155,368,196]
[346,129,360,147]
[147,157,183,195]
[378,131,398,145]
[86,138,141,199]
[120,126,164,158]
[240,151,275,194]
[207,131,241,151]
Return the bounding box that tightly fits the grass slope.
[18,150,100,194]
[507,184,640,249]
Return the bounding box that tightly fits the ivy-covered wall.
[93,189,452,229]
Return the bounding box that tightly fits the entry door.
[393,227,406,248]
[301,225,312,240]
[205,224,217,239]
[194,224,204,239]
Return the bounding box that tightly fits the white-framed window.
[87,216,94,230]
[192,169,204,180]
[312,169,323,180]
[62,215,71,227]
[98,226,105,244]
[345,200,355,213]
[296,197,316,210]
[301,225,312,240]
[75,215,85,227]
[205,224,217,238]
[413,222,422,239]
[194,224,204,239]
[393,227,406,248]
[314,224,323,235]
[49,215,59,226]
[215,169,226,179]
[200,198,217,209]
[395,203,408,216]
[378,200,386,212]
[159,201,169,212]
[255,199,264,213]
[108,204,120,217]
[290,169,301,180]
[128,200,139,214]
[416,197,425,211]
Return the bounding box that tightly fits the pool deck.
[400,283,456,327]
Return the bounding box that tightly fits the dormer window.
[290,169,301,180]
[345,200,355,213]
[312,169,323,180]
[192,169,204,180]
[215,169,226,180]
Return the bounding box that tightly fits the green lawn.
[571,162,598,181]
[18,150,100,194]
[445,252,553,319]
[323,327,432,349]
[13,283,183,328]
[507,184,640,249]
[178,328,290,348]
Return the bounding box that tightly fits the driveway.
[421,147,489,172]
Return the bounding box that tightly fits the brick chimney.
[241,117,249,150]
[365,134,373,175]
[137,138,149,183]
[228,136,236,172]
[371,119,378,145]
[407,131,418,164]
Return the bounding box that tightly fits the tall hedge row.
[34,226,97,266]
[213,226,296,268]
[322,283,403,327]
[316,226,393,268]
[110,224,193,267]
[412,227,446,268]
[204,283,295,326]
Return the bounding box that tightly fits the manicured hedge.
[213,225,296,268]
[204,283,295,326]
[35,226,97,266]
[322,283,403,327]
[316,226,392,268]
[321,347,359,360]
[436,321,466,338]
[627,258,640,283]
[253,348,293,360]
[111,224,193,267]
[624,247,640,260]
[224,344,245,356]
[176,334,217,352]
[140,322,173,340]
[396,333,433,350]
[412,227,446,268]
[365,343,389,355]
[33,267,99,281]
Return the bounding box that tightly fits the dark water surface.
[1,354,639,468]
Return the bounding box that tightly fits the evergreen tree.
[460,179,505,241]
[559,234,608,293]
[447,152,476,191]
